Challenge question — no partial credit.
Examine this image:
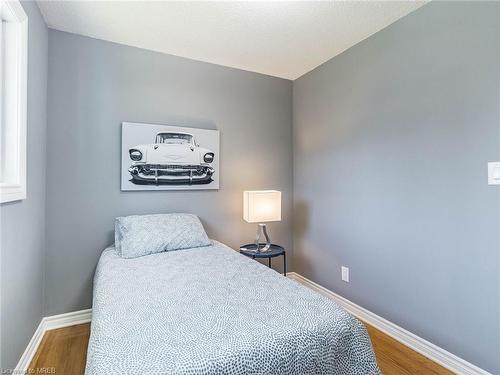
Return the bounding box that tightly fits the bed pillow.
[115,213,211,259]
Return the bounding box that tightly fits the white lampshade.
[243,190,281,223]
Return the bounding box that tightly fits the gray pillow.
[115,213,211,259]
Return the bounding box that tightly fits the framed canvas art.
[121,122,219,191]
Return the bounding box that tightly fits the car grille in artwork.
[143,165,207,177]
[128,164,215,185]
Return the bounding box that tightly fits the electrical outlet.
[341,266,349,283]
[488,162,500,185]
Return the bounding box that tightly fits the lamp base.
[254,223,271,252]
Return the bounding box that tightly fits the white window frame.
[0,0,27,203]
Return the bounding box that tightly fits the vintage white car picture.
[121,122,220,191]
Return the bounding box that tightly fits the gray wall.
[0,1,48,370]
[46,30,293,316]
[293,1,499,373]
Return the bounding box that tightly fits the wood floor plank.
[29,323,90,375]
[29,321,453,374]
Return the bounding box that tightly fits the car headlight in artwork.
[203,152,214,163]
[129,149,143,161]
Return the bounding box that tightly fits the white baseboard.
[287,272,491,375]
[14,309,92,373]
[12,319,46,375]
[43,308,92,331]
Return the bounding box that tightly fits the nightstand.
[239,244,286,276]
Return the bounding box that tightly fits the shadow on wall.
[293,200,313,276]
[106,228,114,246]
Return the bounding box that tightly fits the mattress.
[85,241,380,374]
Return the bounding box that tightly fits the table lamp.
[243,190,281,252]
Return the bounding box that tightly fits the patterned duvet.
[85,241,380,375]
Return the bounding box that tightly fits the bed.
[85,215,380,374]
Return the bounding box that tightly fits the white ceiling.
[37,1,427,80]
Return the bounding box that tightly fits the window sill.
[0,183,26,203]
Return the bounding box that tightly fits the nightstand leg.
[283,252,286,276]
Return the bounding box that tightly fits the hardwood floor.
[365,324,453,375]
[29,323,90,375]
[29,322,454,375]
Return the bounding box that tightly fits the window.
[0,0,27,203]
[155,133,193,145]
